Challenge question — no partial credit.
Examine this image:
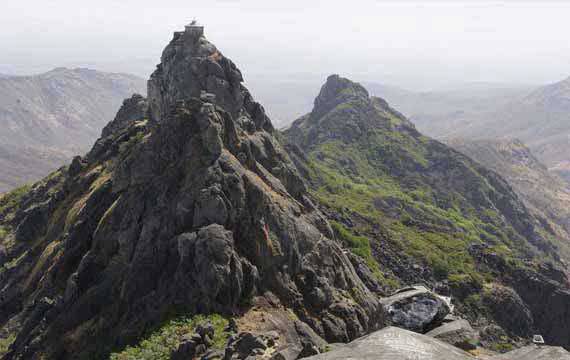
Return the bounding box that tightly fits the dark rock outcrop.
[426,319,478,350]
[509,268,570,348]
[305,326,475,360]
[0,27,382,359]
[482,284,533,337]
[381,286,450,333]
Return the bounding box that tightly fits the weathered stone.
[225,332,268,359]
[305,326,474,360]
[197,322,215,344]
[426,319,478,350]
[381,286,450,333]
[482,284,533,337]
[490,344,570,360]
[0,25,383,360]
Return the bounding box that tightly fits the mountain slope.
[399,76,570,180]
[448,138,570,261]
[284,75,570,348]
[0,68,146,192]
[0,28,381,359]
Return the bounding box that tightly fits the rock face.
[490,344,570,360]
[0,27,382,359]
[482,284,533,337]
[305,326,475,360]
[509,268,570,348]
[381,286,450,333]
[426,319,478,350]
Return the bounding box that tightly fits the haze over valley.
[2,2,570,360]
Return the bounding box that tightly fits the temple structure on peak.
[184,19,204,37]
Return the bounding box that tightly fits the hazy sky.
[1,1,570,89]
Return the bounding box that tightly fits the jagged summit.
[285,75,570,351]
[0,28,382,359]
[148,24,272,133]
[312,74,369,115]
[287,75,416,149]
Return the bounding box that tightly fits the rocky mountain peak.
[311,74,369,118]
[286,75,417,150]
[147,26,272,132]
[0,27,384,359]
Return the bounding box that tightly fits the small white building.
[185,20,204,37]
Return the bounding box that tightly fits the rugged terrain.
[284,74,570,351]
[394,77,570,182]
[448,138,570,261]
[0,27,381,359]
[2,27,570,360]
[0,68,146,192]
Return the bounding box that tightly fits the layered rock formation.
[0,27,381,359]
[305,326,570,360]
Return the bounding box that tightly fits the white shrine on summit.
[185,19,204,36]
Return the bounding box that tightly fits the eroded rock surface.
[305,326,474,360]
[490,344,570,360]
[381,286,450,333]
[0,26,382,359]
[426,319,478,350]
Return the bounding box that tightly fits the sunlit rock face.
[0,26,383,359]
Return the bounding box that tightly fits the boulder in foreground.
[381,286,450,333]
[305,326,474,360]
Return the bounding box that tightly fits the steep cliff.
[0,29,381,359]
[284,75,570,349]
[448,138,570,261]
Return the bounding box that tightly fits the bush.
[110,314,229,360]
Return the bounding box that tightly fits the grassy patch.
[0,334,15,357]
[109,314,229,360]
[491,342,514,353]
[302,133,528,283]
[0,184,31,215]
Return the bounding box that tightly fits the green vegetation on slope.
[0,334,15,357]
[306,133,524,282]
[0,184,31,216]
[110,314,229,360]
[285,75,552,294]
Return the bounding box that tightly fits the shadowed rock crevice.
[0,28,382,359]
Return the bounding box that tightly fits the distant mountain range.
[0,68,146,192]
[381,78,570,180]
[3,25,570,359]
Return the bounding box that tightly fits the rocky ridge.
[284,75,570,350]
[0,28,381,359]
[447,138,570,261]
[2,27,570,360]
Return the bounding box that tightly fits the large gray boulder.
[490,344,570,360]
[426,319,478,350]
[305,326,474,360]
[381,286,450,333]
